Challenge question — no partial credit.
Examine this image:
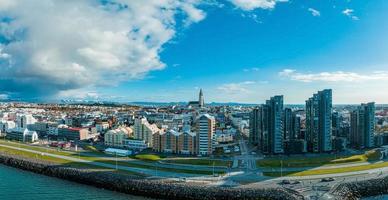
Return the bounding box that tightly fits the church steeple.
[199,89,204,108]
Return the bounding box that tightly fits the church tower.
[199,89,204,108]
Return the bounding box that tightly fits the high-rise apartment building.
[249,107,262,146]
[305,89,332,153]
[196,114,215,155]
[250,96,284,154]
[266,95,284,154]
[350,102,375,149]
[283,108,301,141]
[332,112,341,137]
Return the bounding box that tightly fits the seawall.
[0,153,301,200]
[331,175,388,200]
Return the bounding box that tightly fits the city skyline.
[1,0,388,104]
[2,1,388,200]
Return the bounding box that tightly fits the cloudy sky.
[0,0,387,104]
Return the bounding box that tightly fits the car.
[321,177,335,182]
[279,180,291,185]
[292,180,301,184]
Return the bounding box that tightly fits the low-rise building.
[153,129,197,155]
[134,117,160,147]
[58,127,89,141]
[178,131,196,155]
[104,127,133,148]
[96,122,110,133]
[0,120,16,136]
[104,148,132,156]
[6,129,38,143]
[123,139,147,151]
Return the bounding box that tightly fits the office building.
[16,114,36,131]
[6,129,38,143]
[58,127,90,141]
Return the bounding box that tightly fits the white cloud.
[279,69,388,82]
[342,8,359,20]
[0,0,206,97]
[308,8,320,17]
[0,0,287,99]
[229,0,287,11]
[217,81,256,93]
[342,8,353,15]
[181,2,207,25]
[57,89,100,100]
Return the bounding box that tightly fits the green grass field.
[0,141,224,175]
[257,150,380,168]
[164,158,232,167]
[134,154,161,161]
[263,159,388,177]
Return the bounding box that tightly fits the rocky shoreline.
[331,175,388,200]
[0,153,301,200]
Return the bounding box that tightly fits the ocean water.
[0,164,151,200]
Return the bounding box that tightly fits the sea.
[0,164,151,200]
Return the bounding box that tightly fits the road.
[81,151,228,172]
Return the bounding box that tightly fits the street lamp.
[115,152,118,171]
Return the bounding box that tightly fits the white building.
[96,122,110,133]
[134,118,160,147]
[6,128,38,143]
[196,114,215,155]
[104,127,133,148]
[23,129,39,143]
[104,148,132,156]
[0,120,16,136]
[16,114,36,130]
[123,139,147,151]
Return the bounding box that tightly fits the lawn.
[0,142,224,175]
[257,150,380,168]
[164,158,232,167]
[0,146,71,164]
[0,146,146,176]
[263,159,388,177]
[134,154,161,161]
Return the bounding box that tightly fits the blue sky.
[1,0,388,103]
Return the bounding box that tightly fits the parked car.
[279,180,291,185]
[321,177,335,182]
